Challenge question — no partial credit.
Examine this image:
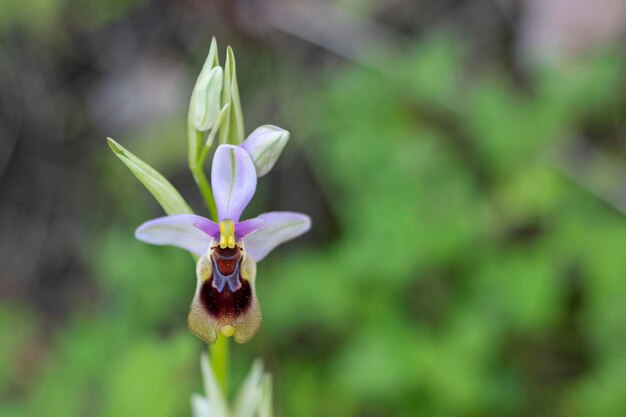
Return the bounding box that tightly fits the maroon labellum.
[201,246,253,317]
[188,241,260,344]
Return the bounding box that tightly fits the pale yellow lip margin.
[188,251,260,344]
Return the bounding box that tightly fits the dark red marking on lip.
[201,245,252,318]
[201,278,252,318]
[211,246,242,275]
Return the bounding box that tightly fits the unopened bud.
[240,125,290,177]
[191,66,223,132]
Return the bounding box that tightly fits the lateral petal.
[135,214,217,255]
[242,212,311,262]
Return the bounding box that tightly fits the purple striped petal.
[235,217,264,238]
[242,212,311,262]
[135,214,217,255]
[211,145,257,222]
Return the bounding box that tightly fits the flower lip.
[201,245,252,318]
[189,245,260,344]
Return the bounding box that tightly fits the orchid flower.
[135,144,311,344]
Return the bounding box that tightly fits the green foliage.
[0,0,62,36]
[2,34,625,417]
[255,37,626,417]
[92,228,194,329]
[0,230,200,417]
[100,335,196,417]
[0,0,150,36]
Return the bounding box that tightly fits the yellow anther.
[218,219,236,249]
[220,325,235,337]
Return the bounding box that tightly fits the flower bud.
[191,66,224,132]
[240,125,290,177]
[218,47,245,145]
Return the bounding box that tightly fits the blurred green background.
[1,1,625,416]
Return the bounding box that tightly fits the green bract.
[218,47,245,146]
[106,138,192,215]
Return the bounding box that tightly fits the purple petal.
[192,219,220,237]
[211,145,257,222]
[235,217,264,238]
[135,214,216,255]
[242,212,311,262]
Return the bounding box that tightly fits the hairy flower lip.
[189,250,260,344]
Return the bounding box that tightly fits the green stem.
[191,164,219,221]
[210,335,230,397]
[188,125,229,396]
[197,105,228,164]
[189,128,228,396]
